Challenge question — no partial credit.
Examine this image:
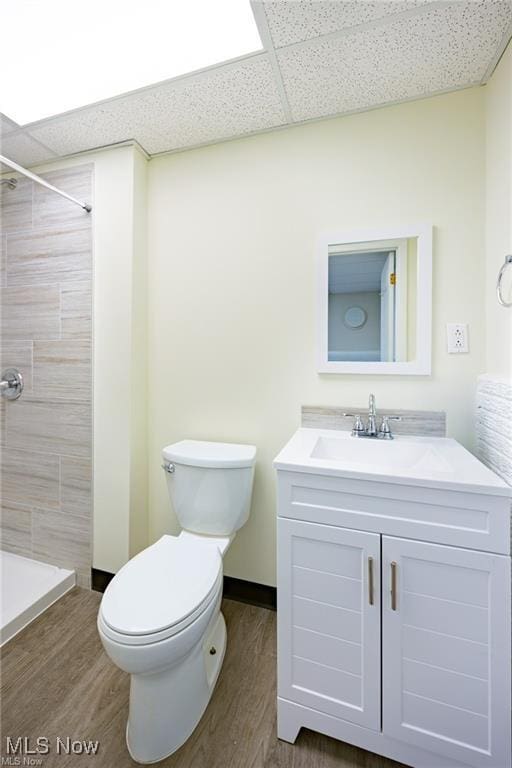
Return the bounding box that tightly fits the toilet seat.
[99,534,224,645]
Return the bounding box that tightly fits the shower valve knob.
[0,368,24,400]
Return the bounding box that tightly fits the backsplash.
[302,405,446,437]
[0,165,93,587]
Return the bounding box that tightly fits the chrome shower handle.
[0,368,23,400]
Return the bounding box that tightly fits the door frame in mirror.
[317,224,432,375]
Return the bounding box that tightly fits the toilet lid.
[163,439,256,468]
[100,535,222,637]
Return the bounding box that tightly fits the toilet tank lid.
[162,439,256,468]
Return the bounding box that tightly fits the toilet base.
[126,610,227,764]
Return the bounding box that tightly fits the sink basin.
[310,435,454,475]
[274,427,510,495]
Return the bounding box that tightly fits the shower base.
[1,550,75,646]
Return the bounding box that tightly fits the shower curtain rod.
[0,154,92,212]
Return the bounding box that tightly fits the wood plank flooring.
[1,588,405,768]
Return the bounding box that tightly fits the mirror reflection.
[327,238,417,363]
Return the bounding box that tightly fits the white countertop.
[274,428,511,497]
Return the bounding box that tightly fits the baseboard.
[223,575,276,611]
[91,568,114,592]
[91,568,276,611]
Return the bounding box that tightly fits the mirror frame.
[317,223,432,375]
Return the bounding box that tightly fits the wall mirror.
[317,225,432,375]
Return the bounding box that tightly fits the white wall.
[485,41,512,380]
[147,87,486,586]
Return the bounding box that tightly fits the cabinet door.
[382,536,511,768]
[278,518,381,730]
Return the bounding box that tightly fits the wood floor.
[1,588,405,768]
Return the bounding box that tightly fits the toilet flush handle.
[161,461,175,474]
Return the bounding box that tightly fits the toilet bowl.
[97,440,256,764]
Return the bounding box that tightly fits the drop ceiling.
[1,0,511,169]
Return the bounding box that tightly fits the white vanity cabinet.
[278,520,381,730]
[382,536,510,767]
[275,436,512,768]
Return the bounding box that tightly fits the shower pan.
[0,551,75,646]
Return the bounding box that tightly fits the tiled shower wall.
[0,165,93,587]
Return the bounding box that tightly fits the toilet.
[97,439,256,764]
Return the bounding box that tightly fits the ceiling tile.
[28,55,287,157]
[1,113,19,139]
[0,131,57,167]
[260,0,433,48]
[136,55,287,153]
[278,1,512,122]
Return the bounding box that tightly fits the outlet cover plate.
[446,323,469,354]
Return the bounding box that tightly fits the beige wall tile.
[0,340,33,393]
[61,456,92,518]
[301,406,447,436]
[5,397,92,458]
[0,446,60,510]
[76,572,92,588]
[33,340,91,400]
[0,162,93,586]
[32,508,91,574]
[6,225,92,286]
[33,166,93,230]
[0,501,32,556]
[0,235,6,287]
[1,284,60,339]
[60,281,92,339]
[0,178,32,233]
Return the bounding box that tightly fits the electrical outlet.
[446,323,469,354]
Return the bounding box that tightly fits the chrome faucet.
[344,394,401,440]
[367,393,378,437]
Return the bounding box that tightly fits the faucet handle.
[344,413,366,436]
[378,415,401,439]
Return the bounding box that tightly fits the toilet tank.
[162,440,256,536]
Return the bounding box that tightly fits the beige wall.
[485,41,512,379]
[147,87,486,586]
